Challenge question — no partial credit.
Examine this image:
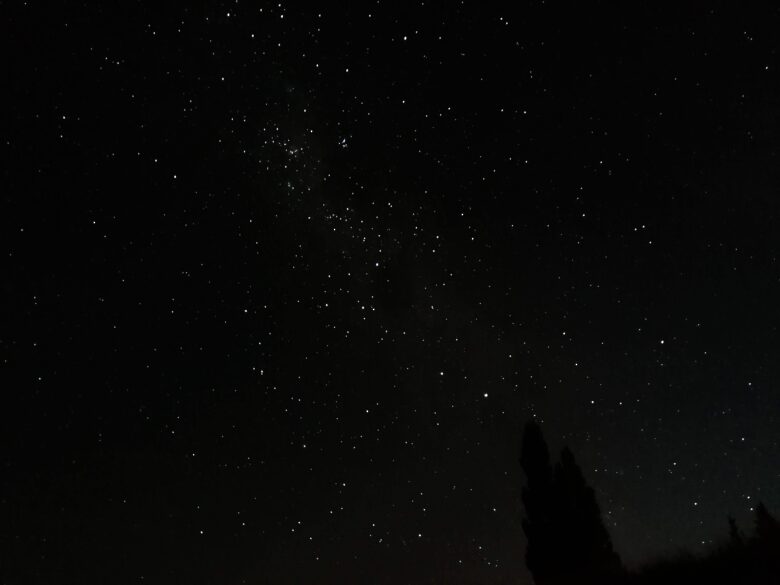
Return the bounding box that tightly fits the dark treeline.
[519,420,780,585]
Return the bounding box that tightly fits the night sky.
[4,3,780,584]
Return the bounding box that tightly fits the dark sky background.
[4,3,780,584]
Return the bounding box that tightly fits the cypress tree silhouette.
[727,515,743,548]
[520,420,622,585]
[753,501,780,544]
[554,447,622,583]
[751,502,780,582]
[519,420,558,585]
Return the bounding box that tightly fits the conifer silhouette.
[519,420,557,584]
[753,501,780,543]
[520,420,622,585]
[554,446,622,582]
[727,515,743,547]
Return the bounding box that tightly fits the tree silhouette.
[630,505,780,585]
[554,446,622,582]
[519,420,558,585]
[753,501,780,544]
[727,515,743,548]
[519,421,780,585]
[520,420,622,585]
